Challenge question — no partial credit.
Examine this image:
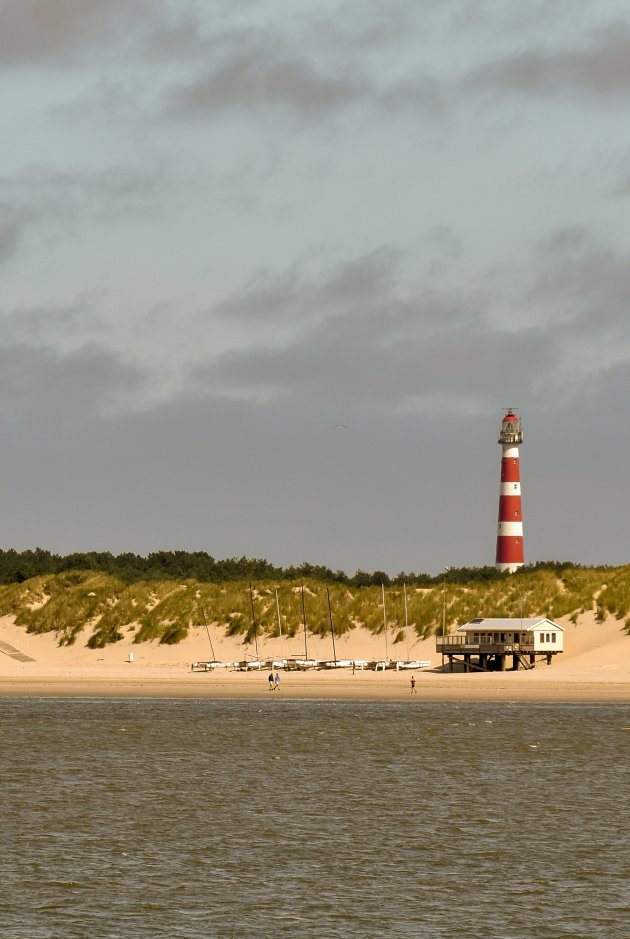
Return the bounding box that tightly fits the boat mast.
[301,580,309,660]
[275,588,284,660]
[382,582,389,662]
[249,582,260,660]
[403,582,408,631]
[201,604,216,660]
[403,582,409,660]
[326,588,337,664]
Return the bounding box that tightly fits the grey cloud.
[206,317,555,408]
[191,248,554,409]
[145,12,261,63]
[308,2,418,52]
[0,0,405,71]
[210,248,473,374]
[0,0,249,68]
[0,205,35,264]
[467,25,630,97]
[0,0,138,63]
[0,0,412,71]
[378,75,448,116]
[573,358,630,417]
[145,11,213,59]
[609,144,630,195]
[166,49,449,121]
[0,1,450,122]
[531,229,630,334]
[451,0,581,37]
[167,50,367,118]
[215,248,401,323]
[423,226,464,272]
[1,299,102,346]
[191,232,630,413]
[336,5,411,47]
[0,343,144,417]
[321,249,401,306]
[0,164,164,265]
[4,164,165,217]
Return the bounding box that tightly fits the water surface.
[1,699,629,938]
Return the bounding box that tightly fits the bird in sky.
[331,423,349,430]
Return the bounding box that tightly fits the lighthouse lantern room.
[496,409,524,573]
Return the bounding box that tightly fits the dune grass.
[9,572,124,646]
[1,565,629,648]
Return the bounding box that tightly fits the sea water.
[1,698,629,939]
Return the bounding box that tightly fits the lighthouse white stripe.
[501,446,520,458]
[500,485,521,497]
[496,522,523,536]
[497,562,524,573]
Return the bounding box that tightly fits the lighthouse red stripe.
[501,457,520,483]
[496,536,524,564]
[498,495,522,521]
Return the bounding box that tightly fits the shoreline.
[2,671,630,702]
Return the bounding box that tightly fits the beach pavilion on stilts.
[436,617,564,672]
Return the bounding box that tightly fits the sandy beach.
[1,612,629,702]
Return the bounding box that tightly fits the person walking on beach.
[268,672,275,690]
[410,675,417,693]
[274,671,281,691]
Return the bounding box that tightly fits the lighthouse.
[496,409,524,572]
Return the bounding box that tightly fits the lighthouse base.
[496,562,524,573]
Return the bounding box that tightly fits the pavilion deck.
[435,635,559,672]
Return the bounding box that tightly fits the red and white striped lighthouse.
[496,409,524,572]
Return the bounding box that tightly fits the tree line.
[0,547,584,587]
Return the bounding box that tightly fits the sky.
[1,0,629,575]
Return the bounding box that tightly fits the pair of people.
[268,671,281,690]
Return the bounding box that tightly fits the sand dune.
[1,612,629,701]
